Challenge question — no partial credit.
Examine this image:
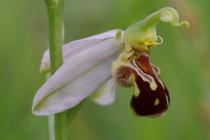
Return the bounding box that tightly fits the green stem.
[54,103,83,140]
[45,0,64,73]
[45,1,82,140]
[44,0,70,140]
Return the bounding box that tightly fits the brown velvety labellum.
[130,53,170,117]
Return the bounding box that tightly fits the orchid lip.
[131,54,170,117]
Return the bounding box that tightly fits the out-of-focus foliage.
[0,0,210,140]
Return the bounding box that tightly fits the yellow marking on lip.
[133,82,140,97]
[154,98,159,106]
[150,82,158,91]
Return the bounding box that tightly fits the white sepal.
[40,29,123,73]
[33,55,117,115]
[32,30,124,115]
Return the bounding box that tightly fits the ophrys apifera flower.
[32,7,189,117]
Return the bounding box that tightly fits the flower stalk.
[44,0,76,140]
[45,0,64,73]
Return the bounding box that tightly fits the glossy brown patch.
[130,53,170,117]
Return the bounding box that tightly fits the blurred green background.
[1,0,210,140]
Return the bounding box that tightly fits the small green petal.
[91,78,116,106]
[124,7,189,50]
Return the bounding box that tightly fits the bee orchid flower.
[32,7,189,117]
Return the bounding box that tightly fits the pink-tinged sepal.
[130,53,170,117]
